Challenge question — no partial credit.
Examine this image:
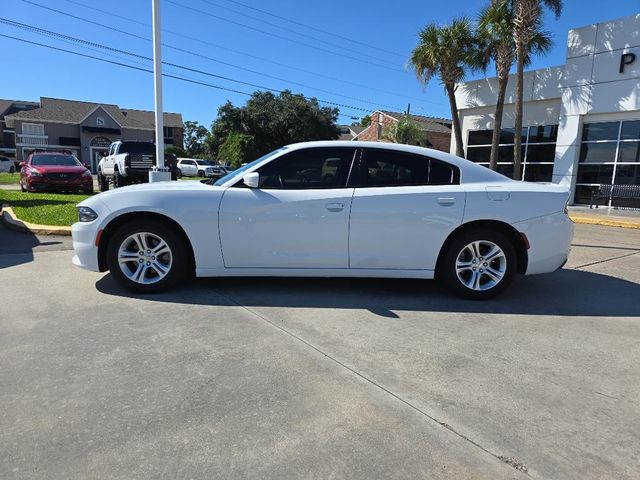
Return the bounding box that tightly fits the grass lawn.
[0,190,90,226]
[0,172,20,184]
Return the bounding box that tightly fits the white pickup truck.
[97,141,178,191]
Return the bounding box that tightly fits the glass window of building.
[465,125,557,182]
[575,120,640,207]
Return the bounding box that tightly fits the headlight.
[77,206,98,222]
[82,170,93,177]
[30,169,42,177]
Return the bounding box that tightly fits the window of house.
[22,123,45,136]
[574,120,640,207]
[465,125,558,182]
[256,148,355,189]
[360,149,459,187]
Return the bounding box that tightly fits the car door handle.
[437,197,456,206]
[325,202,345,212]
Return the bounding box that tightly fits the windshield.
[119,142,155,154]
[31,155,80,166]
[213,147,287,186]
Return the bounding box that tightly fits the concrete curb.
[568,214,640,229]
[1,204,72,236]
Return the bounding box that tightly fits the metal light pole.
[149,0,171,182]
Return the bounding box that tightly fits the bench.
[590,184,640,208]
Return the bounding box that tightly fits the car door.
[349,148,466,271]
[218,147,357,269]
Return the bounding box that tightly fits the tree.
[183,120,209,157]
[206,90,340,159]
[217,133,257,168]
[165,145,187,157]
[410,18,476,158]
[382,116,424,145]
[512,0,562,179]
[476,0,551,171]
[360,114,372,128]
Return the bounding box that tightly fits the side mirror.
[242,172,259,188]
[83,163,89,168]
[19,162,26,168]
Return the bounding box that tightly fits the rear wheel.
[106,220,190,293]
[438,229,516,300]
[9,165,15,174]
[197,170,205,178]
[113,170,127,188]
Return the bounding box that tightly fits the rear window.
[31,155,80,166]
[119,142,155,154]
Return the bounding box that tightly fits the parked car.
[72,141,573,299]
[97,141,178,191]
[0,155,16,173]
[20,150,93,193]
[176,158,216,178]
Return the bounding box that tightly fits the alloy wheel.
[117,232,173,285]
[455,240,507,291]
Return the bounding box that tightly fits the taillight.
[124,153,130,167]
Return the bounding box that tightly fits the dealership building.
[452,13,640,207]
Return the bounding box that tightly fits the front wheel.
[106,220,191,293]
[438,229,516,300]
[98,171,109,192]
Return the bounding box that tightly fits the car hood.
[31,165,88,174]
[94,179,220,200]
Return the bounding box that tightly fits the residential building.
[0,99,39,158]
[452,14,640,208]
[353,110,452,152]
[4,97,184,172]
[337,125,366,140]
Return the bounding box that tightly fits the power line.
[164,0,401,72]
[0,27,373,117]
[0,17,387,113]
[218,0,407,59]
[15,3,402,111]
[194,0,398,65]
[29,0,444,107]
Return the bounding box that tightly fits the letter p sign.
[619,53,636,73]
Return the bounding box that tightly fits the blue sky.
[2,0,639,128]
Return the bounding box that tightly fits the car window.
[359,149,459,187]
[30,155,80,166]
[256,148,355,190]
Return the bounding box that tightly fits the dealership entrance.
[89,136,112,173]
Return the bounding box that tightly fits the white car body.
[176,158,215,177]
[72,141,573,292]
[0,155,15,173]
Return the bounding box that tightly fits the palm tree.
[410,18,476,158]
[476,0,551,171]
[512,0,562,179]
[382,116,424,145]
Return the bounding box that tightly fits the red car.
[20,151,94,194]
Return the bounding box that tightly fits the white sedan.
[71,141,573,299]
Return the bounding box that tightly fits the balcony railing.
[17,134,48,146]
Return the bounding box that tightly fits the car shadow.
[0,222,65,269]
[95,268,640,318]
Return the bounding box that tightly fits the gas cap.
[485,186,510,201]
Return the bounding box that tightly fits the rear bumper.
[515,212,574,275]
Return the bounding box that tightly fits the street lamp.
[149,0,171,183]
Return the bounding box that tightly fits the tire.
[437,229,517,300]
[113,170,127,188]
[197,170,205,178]
[98,171,109,192]
[176,169,183,179]
[20,181,26,192]
[106,220,191,293]
[9,166,15,174]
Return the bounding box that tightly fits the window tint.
[361,149,459,187]
[31,155,80,166]
[257,148,355,189]
[582,122,619,141]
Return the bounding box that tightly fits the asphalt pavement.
[0,222,639,479]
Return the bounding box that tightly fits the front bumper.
[71,220,101,272]
[28,177,93,191]
[515,211,574,275]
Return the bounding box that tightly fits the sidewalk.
[569,206,640,229]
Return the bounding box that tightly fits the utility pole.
[149,0,171,182]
